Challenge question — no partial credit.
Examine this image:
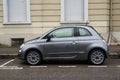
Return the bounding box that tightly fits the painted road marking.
[116,65,120,67]
[0,59,15,67]
[0,66,23,70]
[88,66,107,68]
[30,66,47,68]
[0,59,23,70]
[58,66,77,68]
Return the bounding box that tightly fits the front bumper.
[18,49,25,60]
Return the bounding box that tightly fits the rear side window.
[78,28,92,36]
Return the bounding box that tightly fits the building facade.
[0,0,119,46]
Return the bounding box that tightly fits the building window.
[61,0,88,23]
[3,0,31,24]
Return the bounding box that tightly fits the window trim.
[43,27,74,39]
[61,0,88,23]
[3,0,31,24]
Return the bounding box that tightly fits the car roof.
[40,25,102,39]
[55,26,93,29]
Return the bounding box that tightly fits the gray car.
[18,26,109,65]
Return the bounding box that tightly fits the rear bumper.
[105,45,109,58]
[106,51,109,58]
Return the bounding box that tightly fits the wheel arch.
[88,47,107,59]
[25,48,43,60]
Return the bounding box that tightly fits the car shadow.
[17,59,109,66]
[20,60,90,66]
[43,60,89,65]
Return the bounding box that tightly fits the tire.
[26,50,41,65]
[89,49,105,65]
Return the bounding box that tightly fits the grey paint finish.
[18,26,109,65]
[44,37,79,58]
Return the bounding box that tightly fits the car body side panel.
[19,39,46,60]
[77,39,108,60]
[43,37,80,59]
[18,26,109,62]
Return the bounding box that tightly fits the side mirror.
[46,35,52,42]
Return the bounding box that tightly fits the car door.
[43,27,79,59]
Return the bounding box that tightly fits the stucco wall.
[112,0,120,43]
[0,0,119,45]
[89,0,109,40]
[0,0,61,45]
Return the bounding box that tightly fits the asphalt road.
[0,58,120,80]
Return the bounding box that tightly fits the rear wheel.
[89,49,105,65]
[26,50,41,65]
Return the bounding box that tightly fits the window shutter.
[8,0,27,22]
[3,0,31,24]
[61,0,88,23]
[65,0,84,21]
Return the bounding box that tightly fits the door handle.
[72,41,77,45]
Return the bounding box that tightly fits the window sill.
[3,21,32,25]
[60,21,89,24]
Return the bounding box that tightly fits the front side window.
[78,28,92,36]
[3,0,31,24]
[49,28,74,38]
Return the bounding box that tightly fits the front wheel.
[26,50,41,65]
[89,49,105,65]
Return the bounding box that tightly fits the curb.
[109,52,120,59]
[109,55,120,59]
[0,54,18,59]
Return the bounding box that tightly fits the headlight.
[20,44,25,48]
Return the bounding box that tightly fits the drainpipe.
[107,0,113,46]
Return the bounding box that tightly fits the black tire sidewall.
[26,50,41,65]
[89,49,105,65]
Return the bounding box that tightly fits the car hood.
[24,37,45,44]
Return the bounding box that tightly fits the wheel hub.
[27,51,41,65]
[90,50,105,65]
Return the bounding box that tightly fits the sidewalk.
[0,47,19,58]
[109,45,120,58]
[0,46,120,58]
